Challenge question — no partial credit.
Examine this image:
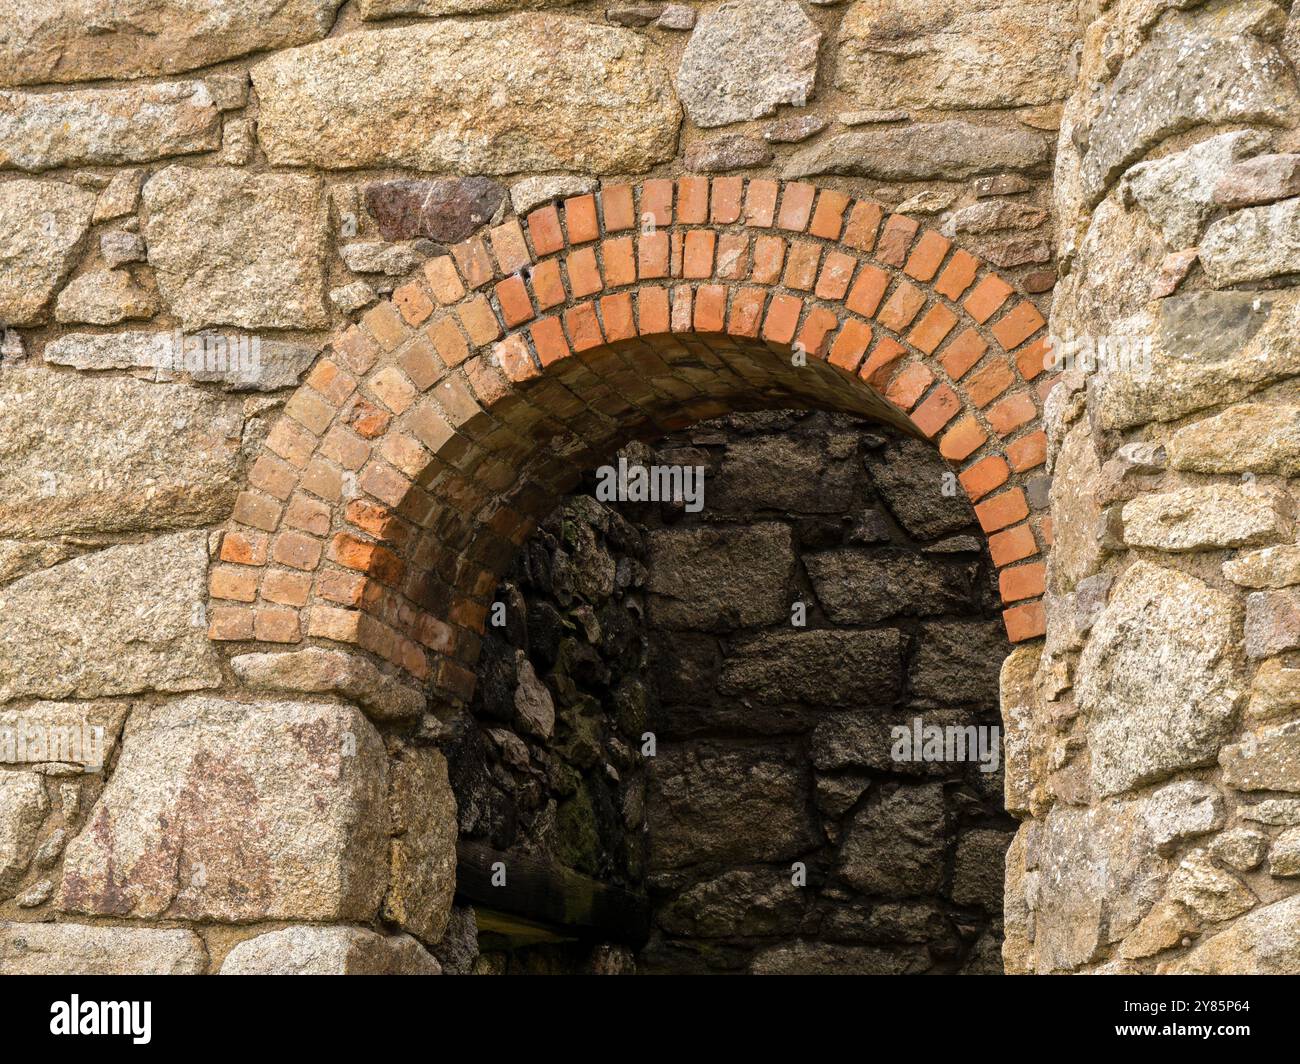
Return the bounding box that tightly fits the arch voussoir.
[208,176,1055,703]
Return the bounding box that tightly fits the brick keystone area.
[209,177,1053,703]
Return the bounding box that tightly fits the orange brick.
[642,179,673,227]
[796,306,839,359]
[566,246,603,297]
[601,292,637,342]
[809,189,850,240]
[683,229,717,279]
[254,607,300,643]
[209,606,253,641]
[907,303,958,354]
[489,219,530,274]
[715,232,750,280]
[910,382,960,437]
[272,530,324,570]
[987,391,1037,436]
[220,529,269,565]
[249,453,296,500]
[939,416,987,461]
[904,230,951,282]
[845,265,889,317]
[934,249,980,301]
[210,565,258,603]
[262,568,312,607]
[457,295,502,347]
[527,205,565,256]
[842,201,882,252]
[639,230,670,278]
[727,287,766,337]
[565,302,604,351]
[601,184,636,232]
[829,320,872,371]
[959,454,1010,501]
[638,286,670,334]
[393,282,433,326]
[1000,561,1046,603]
[495,274,535,327]
[777,182,816,231]
[1003,600,1047,642]
[423,256,465,305]
[530,316,570,366]
[992,300,1047,349]
[451,235,494,289]
[677,176,709,224]
[815,250,856,300]
[711,176,744,224]
[762,294,803,344]
[876,282,926,332]
[939,328,989,381]
[494,334,540,383]
[564,194,600,244]
[530,258,566,310]
[362,302,406,352]
[1007,430,1048,472]
[783,241,821,291]
[602,236,636,288]
[1016,336,1052,381]
[859,337,907,389]
[693,285,727,333]
[975,487,1029,533]
[428,316,471,368]
[877,214,919,266]
[884,362,933,410]
[988,522,1038,567]
[966,358,1015,408]
[751,234,785,284]
[744,179,778,227]
[964,274,1014,323]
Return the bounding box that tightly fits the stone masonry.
[0,0,1295,975]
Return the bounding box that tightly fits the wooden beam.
[455,840,651,946]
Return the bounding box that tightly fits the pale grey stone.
[0,179,96,326]
[1224,544,1300,589]
[1121,484,1290,552]
[784,121,1049,181]
[684,135,773,172]
[253,18,680,174]
[837,0,1077,111]
[0,532,223,702]
[1211,828,1268,872]
[100,230,145,267]
[944,199,1047,235]
[383,747,457,945]
[0,921,207,974]
[1076,561,1242,798]
[1081,4,1299,204]
[1214,153,1300,209]
[142,166,330,330]
[1241,799,1300,826]
[1170,893,1300,973]
[54,268,157,325]
[231,647,425,722]
[1169,403,1300,476]
[1202,196,1300,287]
[1221,720,1300,792]
[340,241,423,276]
[359,0,576,15]
[1267,828,1300,877]
[1245,589,1300,659]
[221,925,439,975]
[1167,850,1256,923]
[509,174,597,215]
[0,81,219,171]
[1139,781,1224,855]
[838,109,909,126]
[0,0,346,87]
[0,364,243,537]
[59,696,388,922]
[513,652,555,739]
[329,282,377,315]
[0,772,47,896]
[92,168,144,222]
[1246,657,1300,721]
[999,643,1040,816]
[676,0,821,128]
[1122,131,1269,248]
[764,115,827,143]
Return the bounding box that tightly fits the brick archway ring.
[207,176,1055,706]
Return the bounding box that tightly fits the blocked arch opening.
[207,176,1054,708]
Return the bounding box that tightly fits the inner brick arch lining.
[206,176,1055,705]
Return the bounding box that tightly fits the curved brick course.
[207,177,1052,703]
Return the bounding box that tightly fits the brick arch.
[208,176,1054,705]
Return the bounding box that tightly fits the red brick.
[1003,600,1046,642]
[988,523,1038,567]
[907,303,958,354]
[727,288,766,337]
[877,214,920,266]
[642,179,673,227]
[975,487,1029,533]
[694,285,727,333]
[859,337,907,389]
[904,230,951,282]
[828,320,872,371]
[362,302,406,352]
[530,258,566,310]
[566,245,602,296]
[762,294,803,344]
[249,453,296,500]
[939,328,989,380]
[603,236,636,287]
[428,316,470,368]
[670,286,692,332]
[964,274,1014,323]
[494,334,539,383]
[939,416,987,462]
[489,219,530,274]
[495,274,535,327]
[451,235,494,289]
[934,249,980,300]
[457,294,501,347]
[601,184,636,232]
[797,306,839,359]
[884,362,933,410]
[777,182,816,231]
[711,176,744,224]
[210,565,258,603]
[601,292,637,342]
[233,490,282,533]
[959,454,1010,501]
[677,176,709,224]
[842,201,882,252]
[1007,430,1048,472]
[783,241,821,291]
[845,265,889,317]
[876,282,926,332]
[1016,336,1052,381]
[638,286,670,334]
[527,205,565,256]
[221,529,270,565]
[744,179,778,227]
[809,189,850,240]
[910,382,960,437]
[393,282,433,326]
[751,234,785,284]
[965,358,1015,408]
[992,300,1047,349]
[262,568,312,607]
[564,194,600,244]
[815,250,856,301]
[1000,561,1046,603]
[683,229,717,279]
[565,301,604,351]
[639,230,670,278]
[209,606,254,641]
[254,607,301,643]
[987,391,1037,436]
[530,316,570,366]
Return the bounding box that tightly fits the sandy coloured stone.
[101,231,146,267]
[220,926,440,974]
[252,17,680,174]
[1139,781,1224,855]
[0,0,347,87]
[359,0,574,15]
[0,531,222,703]
[1267,828,1300,877]
[142,166,330,330]
[837,0,1077,111]
[1224,544,1300,589]
[1167,850,1257,923]
[1220,720,1300,792]
[998,643,1040,816]
[231,647,425,721]
[1201,197,1300,287]
[0,773,47,897]
[1241,799,1300,826]
[1121,484,1291,552]
[0,81,219,171]
[0,365,243,537]
[340,242,423,276]
[509,175,595,217]
[944,200,1047,235]
[1048,421,1102,592]
[1170,893,1300,973]
[383,747,457,944]
[58,696,388,922]
[1211,828,1269,872]
[684,136,773,173]
[0,921,207,975]
[1246,656,1300,722]
[0,179,96,326]
[676,0,821,128]
[1076,561,1242,798]
[783,121,1049,181]
[1214,153,1300,209]
[92,168,144,222]
[54,268,157,325]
